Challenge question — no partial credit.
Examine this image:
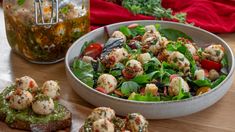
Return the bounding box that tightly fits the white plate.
[65,20,235,119]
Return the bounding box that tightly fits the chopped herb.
[17,0,25,6]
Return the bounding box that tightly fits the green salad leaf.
[109,63,125,77]
[212,75,226,88]
[221,54,228,67]
[159,28,192,41]
[143,57,161,72]
[193,79,212,87]
[132,71,159,84]
[128,93,160,102]
[120,81,140,96]
[72,59,94,87]
[119,26,132,37]
[130,25,146,36]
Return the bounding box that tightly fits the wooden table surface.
[0,7,235,132]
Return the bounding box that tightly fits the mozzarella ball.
[203,44,224,62]
[145,25,158,33]
[92,119,115,132]
[82,56,96,64]
[15,76,38,92]
[185,44,197,55]
[109,48,128,64]
[126,113,148,132]
[168,51,190,71]
[137,53,151,64]
[88,107,115,121]
[9,89,33,110]
[97,74,117,94]
[141,31,160,45]
[32,95,54,115]
[145,84,158,96]
[112,31,126,43]
[194,69,205,80]
[41,80,60,99]
[126,60,144,76]
[208,69,220,81]
[168,77,190,96]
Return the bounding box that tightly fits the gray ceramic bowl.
[65,20,235,119]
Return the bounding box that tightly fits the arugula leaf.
[128,93,160,102]
[132,71,159,84]
[193,79,212,87]
[17,0,25,5]
[119,26,132,37]
[72,59,94,87]
[212,75,226,88]
[120,81,140,96]
[130,25,146,36]
[159,28,192,41]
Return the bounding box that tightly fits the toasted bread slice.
[0,105,71,132]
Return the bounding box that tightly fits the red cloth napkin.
[91,0,235,33]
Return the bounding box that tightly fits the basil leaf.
[128,93,160,102]
[72,59,94,87]
[159,28,192,41]
[212,75,226,88]
[120,81,140,96]
[193,79,212,87]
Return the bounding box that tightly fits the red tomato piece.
[122,69,135,80]
[83,43,103,59]
[96,87,107,94]
[200,59,222,71]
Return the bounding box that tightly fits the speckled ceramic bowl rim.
[65,20,235,105]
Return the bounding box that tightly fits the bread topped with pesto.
[80,107,149,132]
[0,76,71,132]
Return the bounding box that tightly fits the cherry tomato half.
[83,43,103,59]
[122,69,135,80]
[200,59,222,71]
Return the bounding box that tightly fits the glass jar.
[3,0,90,64]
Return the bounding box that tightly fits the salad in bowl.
[71,23,228,102]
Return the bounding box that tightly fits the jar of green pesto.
[3,0,90,64]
